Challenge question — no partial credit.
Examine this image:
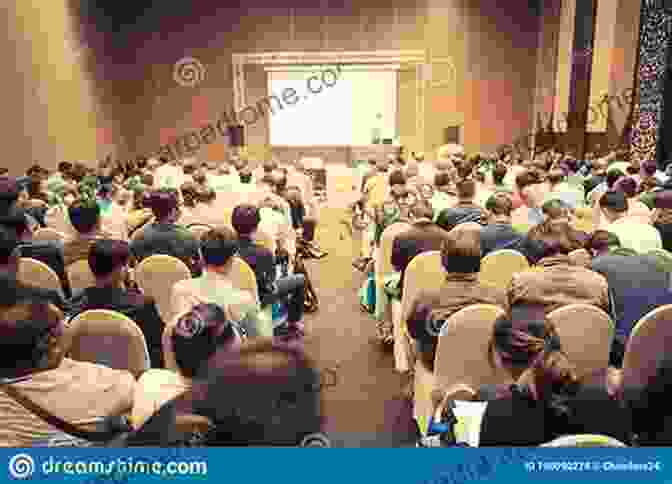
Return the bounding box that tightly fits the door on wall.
[398,67,419,153]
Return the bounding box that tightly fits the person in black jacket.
[68,239,165,368]
[231,204,306,333]
[474,314,631,446]
[0,228,66,311]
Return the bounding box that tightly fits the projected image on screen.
[268,68,397,146]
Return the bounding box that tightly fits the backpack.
[358,274,376,314]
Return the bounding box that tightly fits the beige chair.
[547,304,614,378]
[61,309,150,378]
[568,248,592,267]
[187,224,213,240]
[134,255,191,323]
[622,305,672,393]
[227,256,274,336]
[66,259,96,295]
[374,222,411,322]
[541,434,627,447]
[414,304,508,435]
[33,228,66,242]
[392,251,444,373]
[17,258,63,297]
[479,249,529,291]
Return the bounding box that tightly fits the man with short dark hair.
[130,188,202,275]
[0,209,70,298]
[600,190,662,253]
[68,239,165,368]
[480,193,545,263]
[171,227,269,338]
[62,201,110,267]
[435,179,487,231]
[0,228,65,310]
[232,204,306,334]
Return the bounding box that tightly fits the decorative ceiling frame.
[231,49,426,113]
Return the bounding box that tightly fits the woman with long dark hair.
[475,315,631,446]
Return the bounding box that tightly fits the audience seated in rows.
[68,239,165,368]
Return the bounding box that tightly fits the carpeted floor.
[299,166,418,447]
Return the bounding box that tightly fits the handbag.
[293,253,319,313]
[0,382,132,446]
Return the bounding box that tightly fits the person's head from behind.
[0,229,21,275]
[231,204,261,238]
[456,178,476,202]
[599,190,628,223]
[147,188,180,223]
[541,199,571,234]
[409,199,434,223]
[440,228,481,274]
[515,170,540,193]
[88,239,131,288]
[0,177,19,215]
[629,353,672,445]
[489,314,579,404]
[68,200,101,235]
[238,163,252,184]
[485,193,513,223]
[0,211,34,243]
[492,162,508,186]
[172,303,242,379]
[190,338,323,446]
[547,169,565,186]
[263,160,278,175]
[434,172,452,193]
[272,171,288,194]
[585,230,620,257]
[180,182,200,209]
[201,227,239,272]
[388,170,406,198]
[641,159,658,178]
[0,294,65,377]
[605,169,625,190]
[614,176,638,199]
[57,162,72,177]
[405,161,419,179]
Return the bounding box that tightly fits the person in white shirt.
[155,159,185,190]
[171,227,270,337]
[600,190,662,254]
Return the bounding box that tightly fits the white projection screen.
[268,66,397,146]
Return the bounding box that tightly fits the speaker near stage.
[228,125,245,147]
